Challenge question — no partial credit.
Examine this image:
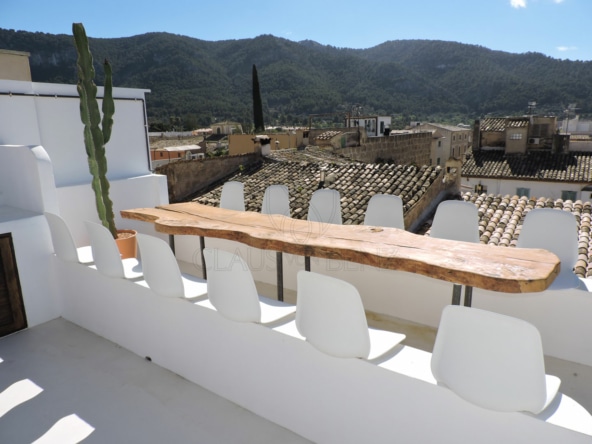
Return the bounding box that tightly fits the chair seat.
[85,221,143,280]
[194,298,216,310]
[271,319,305,339]
[194,293,296,325]
[180,273,208,300]
[258,296,296,325]
[533,392,592,436]
[121,258,143,280]
[541,374,561,414]
[367,327,407,360]
[76,246,94,265]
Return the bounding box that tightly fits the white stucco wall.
[0,79,167,327]
[55,257,592,443]
[464,178,585,201]
[0,80,151,187]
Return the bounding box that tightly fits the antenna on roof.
[563,103,579,133]
[527,101,537,115]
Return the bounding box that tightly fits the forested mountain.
[1,28,591,132]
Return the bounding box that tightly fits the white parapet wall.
[55,256,592,443]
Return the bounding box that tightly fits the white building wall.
[0,80,151,187]
[464,178,585,201]
[0,79,168,326]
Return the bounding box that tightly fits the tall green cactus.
[73,22,117,238]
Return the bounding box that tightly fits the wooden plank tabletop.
[122,202,560,293]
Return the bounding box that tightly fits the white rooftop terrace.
[1,78,592,442]
[0,318,311,443]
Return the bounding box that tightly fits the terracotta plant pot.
[115,229,137,259]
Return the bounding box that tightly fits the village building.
[463,116,592,201]
[409,122,473,166]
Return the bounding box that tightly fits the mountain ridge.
[1,28,590,131]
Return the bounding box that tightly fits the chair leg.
[200,236,207,279]
[305,256,311,272]
[451,284,462,305]
[276,251,284,302]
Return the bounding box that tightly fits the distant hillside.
[1,29,591,131]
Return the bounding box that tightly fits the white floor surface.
[0,318,312,444]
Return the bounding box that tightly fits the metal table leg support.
[168,234,175,254]
[451,284,462,305]
[276,251,284,302]
[305,256,311,272]
[463,285,473,307]
[200,236,207,279]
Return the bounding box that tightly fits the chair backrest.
[137,234,185,298]
[261,184,290,217]
[84,220,124,278]
[363,194,405,229]
[516,208,579,289]
[296,270,370,358]
[203,248,261,322]
[44,212,80,263]
[307,189,342,225]
[220,181,245,211]
[430,200,480,243]
[431,305,549,413]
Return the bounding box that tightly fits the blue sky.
[2,0,590,61]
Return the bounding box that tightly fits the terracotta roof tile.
[266,146,354,165]
[436,192,592,279]
[479,118,508,132]
[463,151,592,182]
[193,159,443,226]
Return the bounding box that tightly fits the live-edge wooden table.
[122,203,560,303]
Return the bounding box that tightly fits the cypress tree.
[252,64,264,133]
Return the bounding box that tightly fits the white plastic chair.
[305,189,342,271]
[431,305,560,414]
[307,189,342,225]
[296,270,405,359]
[363,194,405,229]
[136,233,208,299]
[199,180,245,279]
[430,200,480,243]
[220,181,245,211]
[261,184,290,217]
[202,247,296,324]
[84,221,143,280]
[44,212,93,264]
[430,200,480,305]
[517,208,580,290]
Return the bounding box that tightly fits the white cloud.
[553,0,566,3]
[557,46,577,52]
[511,0,527,8]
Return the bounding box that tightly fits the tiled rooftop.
[420,123,470,133]
[194,146,592,278]
[193,160,442,225]
[463,150,592,182]
[428,192,592,278]
[266,146,354,164]
[479,117,529,132]
[315,130,342,141]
